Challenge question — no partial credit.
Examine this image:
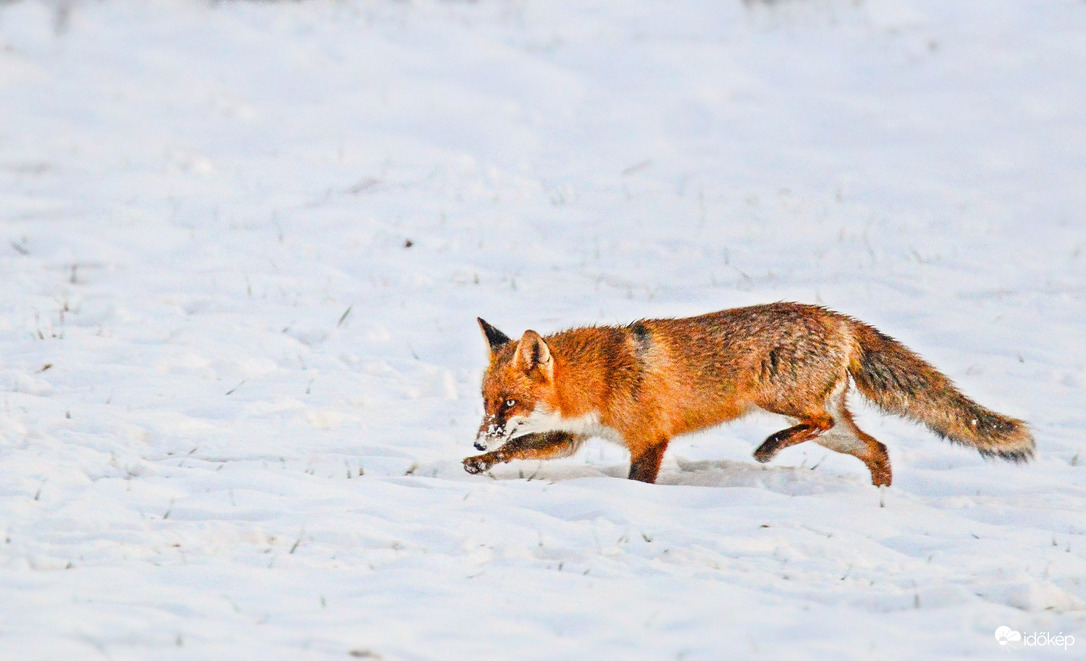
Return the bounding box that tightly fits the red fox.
[463,303,1033,486]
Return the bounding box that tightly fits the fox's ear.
[513,330,553,381]
[478,317,512,354]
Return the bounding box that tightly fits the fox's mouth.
[474,432,509,452]
[475,416,512,451]
[475,416,531,451]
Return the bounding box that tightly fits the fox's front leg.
[463,431,585,474]
[628,437,671,483]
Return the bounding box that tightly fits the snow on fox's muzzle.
[475,415,511,451]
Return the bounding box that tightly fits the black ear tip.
[478,317,512,350]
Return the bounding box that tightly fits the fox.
[462,302,1033,487]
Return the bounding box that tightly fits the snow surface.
[1,0,1084,659]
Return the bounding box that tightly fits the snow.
[1,0,1084,658]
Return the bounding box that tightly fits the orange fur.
[467,303,1033,486]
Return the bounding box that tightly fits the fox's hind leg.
[753,381,892,486]
[813,381,892,486]
[818,404,892,487]
[753,416,834,463]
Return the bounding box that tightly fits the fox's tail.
[848,322,1034,462]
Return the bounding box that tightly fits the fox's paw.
[463,455,495,474]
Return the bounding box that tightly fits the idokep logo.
[996,626,1021,649]
[995,626,1076,651]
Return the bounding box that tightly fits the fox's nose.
[474,440,486,451]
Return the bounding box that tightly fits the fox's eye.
[503,399,517,409]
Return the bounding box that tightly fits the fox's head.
[474,318,559,451]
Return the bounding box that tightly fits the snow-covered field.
[1,0,1084,658]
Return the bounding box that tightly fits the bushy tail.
[848,323,1034,462]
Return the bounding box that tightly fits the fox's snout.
[475,414,509,452]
